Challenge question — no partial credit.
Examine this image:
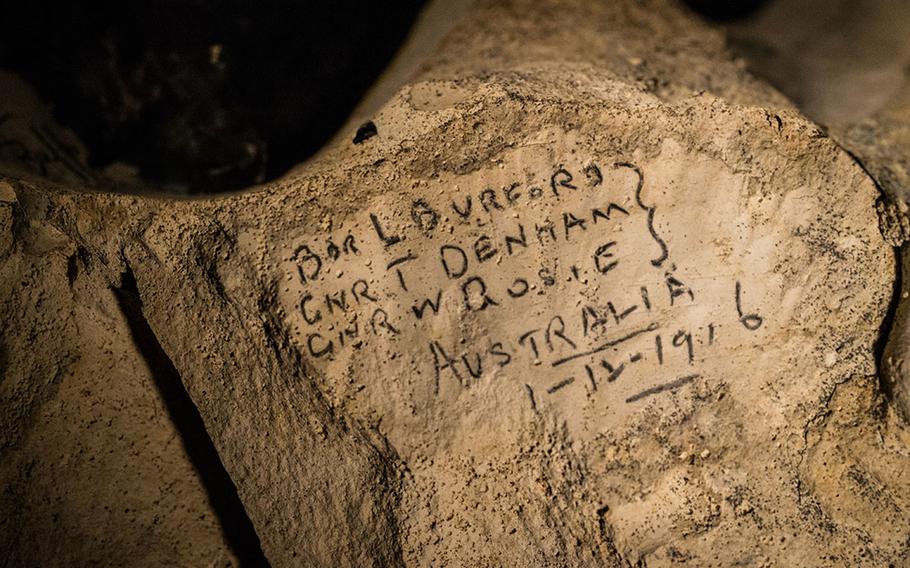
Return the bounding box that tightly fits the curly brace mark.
[615,162,668,267]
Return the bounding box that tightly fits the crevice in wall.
[112,267,269,567]
[837,147,904,407]
[875,245,903,404]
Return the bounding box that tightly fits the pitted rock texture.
[3,0,910,566]
[730,0,910,425]
[0,175,241,566]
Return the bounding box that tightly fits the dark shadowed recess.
[1,1,425,193]
[0,1,765,194]
[113,268,269,566]
[684,0,769,21]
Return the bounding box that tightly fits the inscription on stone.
[279,147,766,432]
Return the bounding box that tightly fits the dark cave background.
[0,0,765,194]
[1,1,426,193]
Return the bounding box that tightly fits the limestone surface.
[2,0,909,566]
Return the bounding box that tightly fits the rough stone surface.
[732,0,910,429]
[0,181,241,565]
[3,0,910,566]
[0,78,240,566]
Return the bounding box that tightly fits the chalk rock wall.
[0,77,244,564]
[2,0,909,566]
[0,209,241,565]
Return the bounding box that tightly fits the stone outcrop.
[3,0,910,565]
[731,0,910,438]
